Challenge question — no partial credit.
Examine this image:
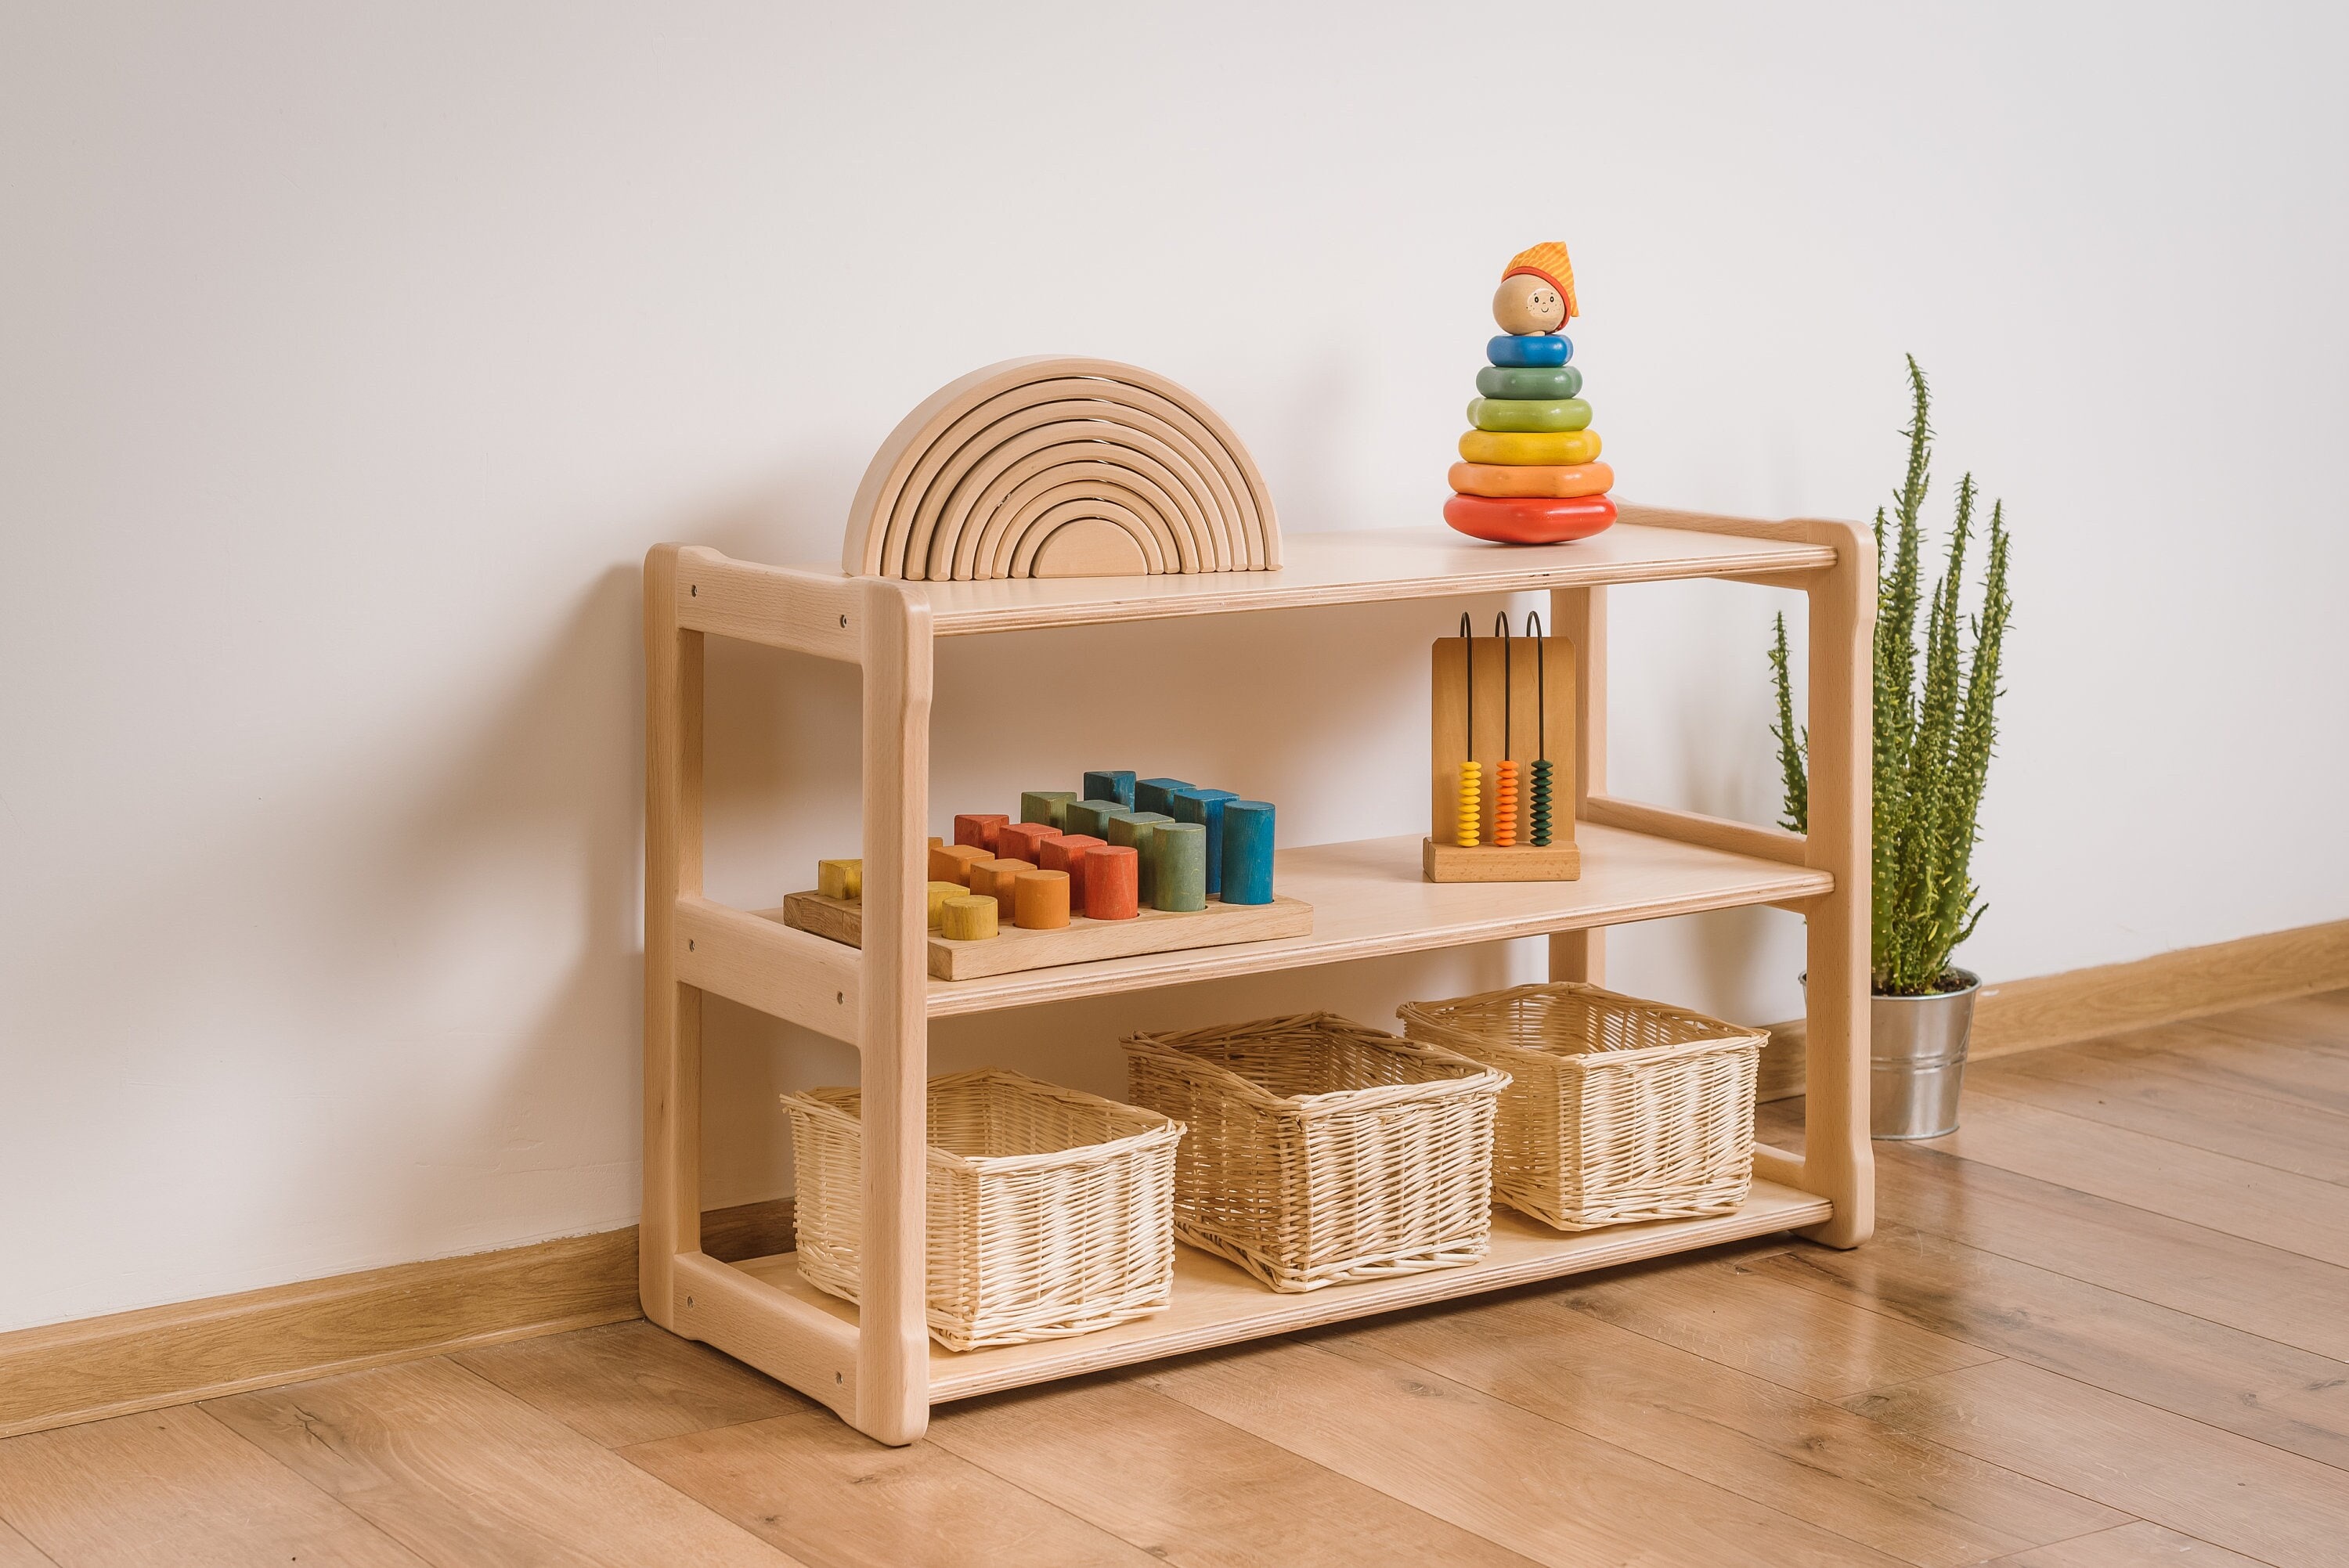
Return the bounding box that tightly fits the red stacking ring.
[1443,492,1616,545]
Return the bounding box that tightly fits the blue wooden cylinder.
[1151,822,1207,911]
[1221,801,1275,905]
[1170,788,1238,895]
[1135,777,1193,816]
[1083,770,1137,810]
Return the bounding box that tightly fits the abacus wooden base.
[781,890,1315,980]
[1422,838,1582,882]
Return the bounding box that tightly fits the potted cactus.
[1772,358,2012,1137]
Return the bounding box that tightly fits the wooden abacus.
[1425,611,1579,881]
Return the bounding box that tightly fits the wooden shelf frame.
[641,503,1876,1445]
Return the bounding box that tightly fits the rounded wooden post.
[641,545,703,1328]
[1795,519,1877,1248]
[1546,584,1605,985]
[854,579,934,1444]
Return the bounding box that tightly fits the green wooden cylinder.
[1106,811,1171,903]
[1151,821,1207,911]
[1020,791,1078,831]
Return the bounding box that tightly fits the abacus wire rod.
[1527,608,1546,760]
[1495,611,1512,761]
[1459,611,1474,760]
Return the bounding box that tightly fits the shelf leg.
[852,581,935,1445]
[1548,586,1605,986]
[1795,525,1876,1248]
[641,545,705,1325]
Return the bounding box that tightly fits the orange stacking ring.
[1443,493,1617,544]
[1449,460,1614,499]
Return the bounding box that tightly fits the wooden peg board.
[780,891,1314,981]
[1427,633,1580,881]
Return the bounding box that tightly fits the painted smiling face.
[1492,273,1567,336]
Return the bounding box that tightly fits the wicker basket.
[1398,982,1764,1231]
[779,1069,1185,1352]
[1120,1013,1509,1293]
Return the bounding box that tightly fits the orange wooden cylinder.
[968,857,1034,914]
[928,842,990,885]
[998,821,1061,865]
[1041,833,1105,901]
[953,813,1009,853]
[1081,845,1139,920]
[1013,869,1072,929]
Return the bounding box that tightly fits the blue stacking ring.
[1487,334,1572,368]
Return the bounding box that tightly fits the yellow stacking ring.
[1459,429,1602,467]
[1449,460,1614,499]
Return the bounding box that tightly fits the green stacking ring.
[1477,365,1582,400]
[1468,397,1593,433]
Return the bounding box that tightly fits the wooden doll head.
[1492,273,1567,335]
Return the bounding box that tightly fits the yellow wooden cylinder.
[925,881,964,928]
[940,894,998,940]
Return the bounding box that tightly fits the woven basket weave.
[1398,982,1763,1231]
[1120,1013,1508,1293]
[780,1069,1184,1352]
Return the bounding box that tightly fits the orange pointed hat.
[1501,242,1578,321]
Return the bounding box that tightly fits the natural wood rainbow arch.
[842,356,1281,580]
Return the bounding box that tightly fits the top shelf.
[850,517,1834,638]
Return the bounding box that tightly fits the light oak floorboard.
[1143,1336,1909,1567]
[2078,1018,2349,1115]
[1351,1289,2125,1566]
[0,1405,424,1567]
[204,1357,800,1568]
[1755,1225,2349,1469]
[1917,1092,2349,1267]
[1550,1248,2000,1400]
[1864,1132,2349,1361]
[929,1375,1541,1568]
[1966,1047,2349,1184]
[456,1320,806,1448]
[625,1407,1159,1568]
[0,1520,52,1568]
[1847,1360,2349,1568]
[2189,989,2349,1054]
[1976,1520,2271,1566]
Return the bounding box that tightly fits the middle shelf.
[677,820,1831,1034]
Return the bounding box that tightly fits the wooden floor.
[5,992,2347,1567]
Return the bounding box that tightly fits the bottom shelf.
[730,1177,1831,1402]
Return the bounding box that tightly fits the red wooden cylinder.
[1081,845,1139,920]
[1041,833,1105,901]
[998,821,1061,865]
[954,813,1009,852]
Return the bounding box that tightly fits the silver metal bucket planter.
[1870,968,1979,1140]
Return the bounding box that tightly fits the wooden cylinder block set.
[1426,612,1581,881]
[781,769,1312,982]
[841,357,1280,580]
[1445,243,1618,546]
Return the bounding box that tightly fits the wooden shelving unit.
[642,502,1876,1445]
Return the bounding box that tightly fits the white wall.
[5,3,2344,1332]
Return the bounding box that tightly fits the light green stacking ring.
[1477,365,1582,400]
[1467,397,1593,434]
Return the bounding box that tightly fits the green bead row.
[1529,759,1554,848]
